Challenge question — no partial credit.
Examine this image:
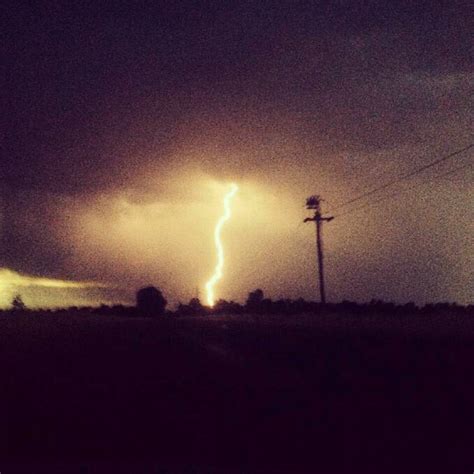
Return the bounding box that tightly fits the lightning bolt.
[205,183,239,307]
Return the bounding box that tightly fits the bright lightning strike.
[205,183,239,307]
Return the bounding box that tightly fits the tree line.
[2,287,473,317]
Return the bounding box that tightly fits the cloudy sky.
[2,1,473,308]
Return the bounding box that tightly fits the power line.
[333,160,473,218]
[332,143,473,212]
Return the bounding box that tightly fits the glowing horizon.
[205,183,239,306]
[0,267,111,309]
[0,268,107,290]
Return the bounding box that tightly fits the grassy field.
[0,311,473,473]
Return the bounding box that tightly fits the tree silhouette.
[11,294,26,311]
[246,289,264,312]
[136,287,167,317]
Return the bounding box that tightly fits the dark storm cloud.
[4,1,472,192]
[2,1,473,301]
[0,190,75,277]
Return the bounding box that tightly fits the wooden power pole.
[304,195,334,305]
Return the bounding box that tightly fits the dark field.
[1,312,473,473]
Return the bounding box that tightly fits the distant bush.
[245,289,265,313]
[11,295,26,312]
[136,287,167,317]
[175,298,207,317]
[212,299,244,315]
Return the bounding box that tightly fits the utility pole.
[304,195,334,305]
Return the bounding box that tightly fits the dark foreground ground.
[0,312,473,473]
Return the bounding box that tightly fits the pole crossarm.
[304,216,334,223]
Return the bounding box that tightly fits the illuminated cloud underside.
[0,268,108,308]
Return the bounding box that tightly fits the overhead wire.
[331,142,473,212]
[333,159,473,219]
